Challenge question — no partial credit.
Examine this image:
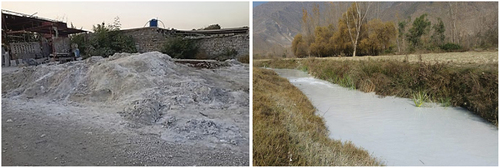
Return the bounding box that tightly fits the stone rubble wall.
[121,28,169,53]
[121,28,249,59]
[194,34,249,59]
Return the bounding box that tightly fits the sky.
[2,1,249,31]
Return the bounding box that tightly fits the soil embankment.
[253,67,381,166]
[2,52,249,166]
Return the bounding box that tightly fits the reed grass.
[412,91,428,107]
[255,57,498,125]
[253,68,382,166]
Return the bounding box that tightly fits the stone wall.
[121,27,249,59]
[193,34,249,59]
[121,27,169,53]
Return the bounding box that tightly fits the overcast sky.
[2,1,249,31]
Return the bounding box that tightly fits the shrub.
[70,23,136,58]
[237,54,249,63]
[161,36,198,59]
[216,48,238,61]
[70,33,89,56]
[194,50,210,59]
[440,43,462,52]
[202,24,221,30]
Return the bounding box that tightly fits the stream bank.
[274,68,498,166]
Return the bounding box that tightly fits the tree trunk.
[396,38,401,53]
[353,45,357,57]
[449,2,458,44]
[345,2,370,57]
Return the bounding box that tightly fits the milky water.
[274,69,498,166]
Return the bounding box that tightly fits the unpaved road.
[2,99,247,166]
[2,52,249,166]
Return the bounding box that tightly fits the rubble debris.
[2,51,249,147]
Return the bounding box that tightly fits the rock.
[40,134,46,138]
[6,119,13,123]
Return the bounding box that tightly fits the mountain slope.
[253,2,315,55]
[253,2,498,56]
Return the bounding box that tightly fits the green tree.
[203,24,221,30]
[397,17,410,53]
[407,14,431,48]
[431,17,445,46]
[71,21,136,57]
[110,16,121,31]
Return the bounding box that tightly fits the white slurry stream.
[274,69,497,166]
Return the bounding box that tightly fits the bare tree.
[312,3,321,28]
[325,2,336,26]
[301,8,313,38]
[344,2,371,57]
[448,2,458,43]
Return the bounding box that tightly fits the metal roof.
[2,9,87,36]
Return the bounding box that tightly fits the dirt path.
[2,52,249,166]
[2,99,247,166]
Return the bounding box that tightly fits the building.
[2,10,87,66]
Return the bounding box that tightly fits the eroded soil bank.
[2,52,249,166]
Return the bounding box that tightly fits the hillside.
[253,2,498,56]
[253,2,317,56]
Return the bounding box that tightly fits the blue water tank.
[149,19,158,27]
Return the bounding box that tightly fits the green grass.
[253,68,382,166]
[412,91,428,107]
[327,75,356,90]
[299,65,308,72]
[439,97,452,107]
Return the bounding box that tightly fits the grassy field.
[256,51,498,65]
[253,68,382,166]
[254,51,498,125]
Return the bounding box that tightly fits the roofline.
[1,9,64,24]
[120,26,248,35]
[120,26,248,31]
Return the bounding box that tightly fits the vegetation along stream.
[273,68,497,166]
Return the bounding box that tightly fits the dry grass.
[254,52,498,125]
[253,68,382,166]
[237,54,249,64]
[255,51,498,65]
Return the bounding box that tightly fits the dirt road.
[2,52,249,166]
[2,99,247,166]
